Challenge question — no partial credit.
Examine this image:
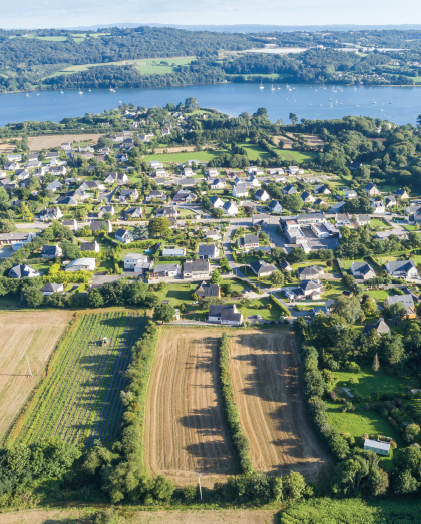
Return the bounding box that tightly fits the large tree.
[148,217,170,238]
[154,303,175,323]
[332,295,361,325]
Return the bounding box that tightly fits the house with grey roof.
[363,318,390,336]
[268,200,283,213]
[223,201,239,216]
[208,304,243,326]
[195,282,221,299]
[365,183,380,197]
[8,264,40,279]
[239,234,259,249]
[249,260,277,277]
[385,260,418,278]
[350,261,376,280]
[41,283,64,296]
[183,259,211,278]
[198,244,220,259]
[115,228,133,243]
[41,244,62,258]
[384,294,415,309]
[232,184,249,198]
[298,265,325,280]
[283,184,297,195]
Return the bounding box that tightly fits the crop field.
[0,311,72,444]
[145,327,238,487]
[28,134,103,151]
[10,311,145,447]
[229,329,332,480]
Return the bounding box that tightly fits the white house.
[335,213,351,226]
[198,244,220,259]
[386,260,418,278]
[162,247,187,256]
[65,258,96,272]
[115,228,134,244]
[371,200,385,214]
[223,201,239,216]
[268,200,283,213]
[232,184,249,198]
[208,304,243,326]
[104,172,129,185]
[350,262,376,280]
[255,189,270,202]
[123,253,149,271]
[209,196,225,209]
[41,283,64,295]
[149,161,163,169]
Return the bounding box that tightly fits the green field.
[11,312,145,447]
[142,150,225,164]
[22,35,67,41]
[370,218,389,227]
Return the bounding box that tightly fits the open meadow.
[28,133,104,151]
[229,329,332,480]
[145,327,238,487]
[0,311,72,443]
[9,311,145,447]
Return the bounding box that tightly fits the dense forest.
[1,27,421,92]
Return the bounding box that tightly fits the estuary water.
[1,82,420,126]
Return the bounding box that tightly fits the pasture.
[0,311,72,443]
[9,311,145,447]
[145,327,238,487]
[229,329,332,480]
[28,134,104,151]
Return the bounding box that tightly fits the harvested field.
[28,133,104,150]
[10,311,145,447]
[0,311,72,443]
[229,329,332,480]
[145,327,238,487]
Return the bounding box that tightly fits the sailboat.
[259,81,264,90]
[88,88,91,92]
[26,93,29,97]
[60,90,64,94]
[78,89,83,94]
[109,85,116,92]
[271,84,275,91]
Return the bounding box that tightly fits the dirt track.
[0,311,72,442]
[145,327,238,487]
[229,329,332,480]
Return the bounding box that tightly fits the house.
[313,184,331,195]
[371,200,385,214]
[206,230,222,241]
[385,196,396,208]
[57,196,78,206]
[80,241,100,252]
[287,166,301,175]
[154,168,169,178]
[268,200,283,213]
[8,264,40,278]
[45,151,59,160]
[232,184,249,198]
[104,172,129,185]
[156,206,178,218]
[266,167,285,175]
[65,258,96,271]
[248,166,258,175]
[46,180,62,192]
[239,234,259,249]
[198,244,220,259]
[298,265,325,280]
[39,206,63,221]
[4,162,19,171]
[65,178,76,186]
[311,305,330,318]
[41,244,62,258]
[350,261,376,280]
[120,188,139,201]
[223,201,239,216]
[209,196,225,209]
[395,189,410,200]
[384,293,416,314]
[61,143,72,151]
[330,202,345,213]
[349,162,363,170]
[255,189,270,202]
[355,214,371,226]
[385,260,418,278]
[7,154,22,162]
[206,168,219,178]
[363,439,390,456]
[15,169,30,180]
[41,283,64,296]
[248,175,262,187]
[148,263,181,280]
[183,259,211,278]
[178,177,197,187]
[313,198,326,207]
[375,229,407,240]
[365,183,380,197]
[172,190,197,203]
[162,247,186,256]
[301,191,316,203]
[155,177,174,186]
[249,260,278,277]
[98,205,115,218]
[363,318,391,335]
[209,178,226,190]
[62,219,78,231]
[281,260,293,272]
[297,280,325,299]
[335,213,351,226]
[115,228,133,244]
[48,166,67,176]
[195,282,221,299]
[283,184,297,195]
[146,190,166,202]
[90,220,112,233]
[123,207,143,219]
[208,304,243,326]
[123,253,149,271]
[345,190,358,200]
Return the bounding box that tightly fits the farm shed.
[363,439,390,455]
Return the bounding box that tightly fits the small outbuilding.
[363,438,390,456]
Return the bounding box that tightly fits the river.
[1,82,420,127]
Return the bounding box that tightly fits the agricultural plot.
[229,330,332,480]
[145,327,238,487]
[0,311,72,443]
[11,311,145,447]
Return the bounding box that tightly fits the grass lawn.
[238,297,282,321]
[370,218,389,228]
[364,289,391,304]
[403,224,419,231]
[322,280,348,300]
[142,150,225,165]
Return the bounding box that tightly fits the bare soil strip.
[229,329,332,480]
[0,311,72,442]
[145,327,238,487]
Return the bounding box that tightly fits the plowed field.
[0,311,72,443]
[229,329,332,480]
[145,327,238,487]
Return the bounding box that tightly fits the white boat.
[88,89,91,92]
[36,93,40,96]
[271,84,275,91]
[109,86,116,92]
[60,90,64,94]
[309,103,312,106]
[259,81,264,89]
[78,90,83,94]
[26,93,29,97]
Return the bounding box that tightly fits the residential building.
[146,190,166,202]
[335,213,351,226]
[249,260,277,277]
[301,191,316,203]
[206,230,222,241]
[208,304,243,326]
[375,229,407,240]
[41,244,62,258]
[297,280,325,299]
[365,183,380,196]
[80,241,100,252]
[283,184,297,195]
[62,219,78,231]
[123,207,143,219]
[385,196,396,208]
[345,190,358,199]
[206,168,219,178]
[156,206,178,218]
[255,189,270,202]
[281,260,293,272]
[57,196,78,206]
[41,283,64,295]
[123,253,149,271]
[149,161,164,169]
[350,261,376,280]
[178,177,197,187]
[350,162,363,170]
[183,259,211,278]
[172,190,197,203]
[209,178,226,190]
[120,188,139,201]
[198,244,220,259]
[0,231,36,249]
[355,215,370,226]
[330,202,346,213]
[395,189,410,200]
[45,151,59,160]
[266,167,285,175]
[223,201,239,216]
[209,196,225,209]
[239,234,259,249]
[232,184,249,198]
[371,200,385,214]
[195,282,221,299]
[46,180,62,192]
[148,263,181,280]
[78,180,103,192]
[363,319,390,336]
[39,206,63,221]
[98,205,115,218]
[363,439,390,456]
[162,247,186,256]
[8,264,40,278]
[298,265,325,280]
[386,260,418,278]
[268,200,283,213]
[384,294,416,316]
[90,220,112,233]
[104,172,129,185]
[115,228,134,244]
[65,258,96,271]
[313,184,331,195]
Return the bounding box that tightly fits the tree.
[289,112,298,125]
[154,304,175,323]
[362,297,377,317]
[133,224,149,239]
[127,281,148,305]
[284,193,304,213]
[283,471,306,501]
[87,289,104,308]
[20,286,44,308]
[244,205,253,217]
[269,270,284,287]
[389,301,406,325]
[62,241,82,260]
[210,268,222,284]
[381,334,405,367]
[0,219,15,233]
[148,217,170,238]
[373,353,380,372]
[332,295,361,324]
[287,247,306,263]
